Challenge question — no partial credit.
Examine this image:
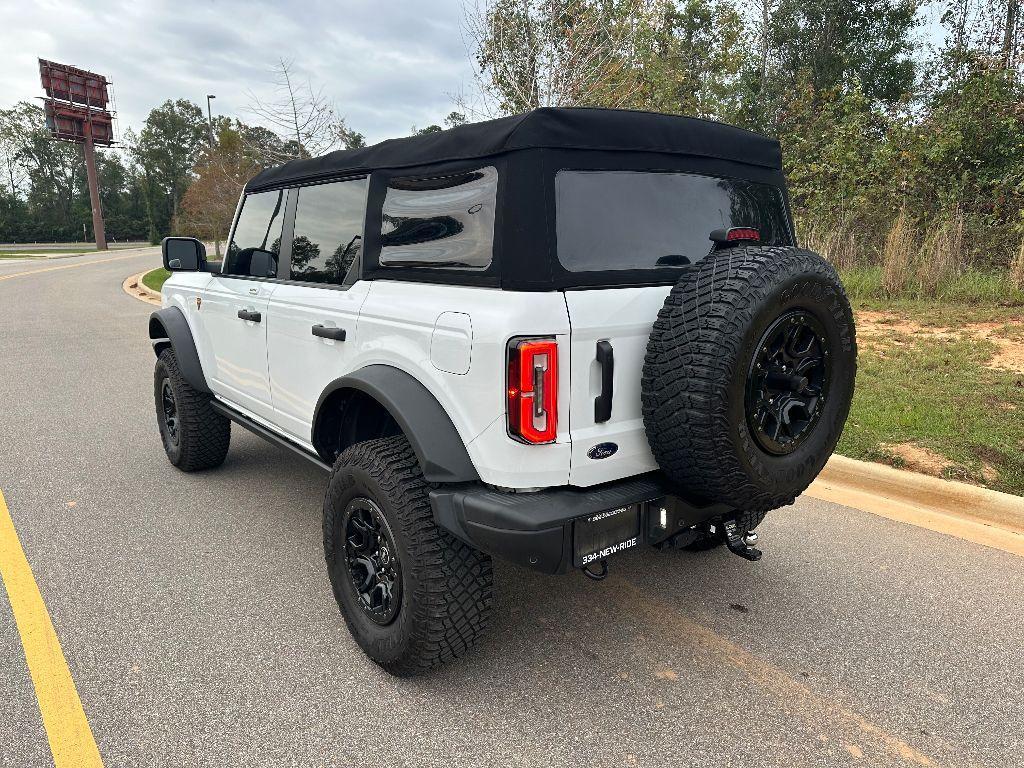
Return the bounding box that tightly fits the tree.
[176,121,265,244]
[132,100,207,242]
[462,0,656,115]
[246,58,362,163]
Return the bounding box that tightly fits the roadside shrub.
[1011,240,1024,292]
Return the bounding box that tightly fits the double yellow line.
[0,490,103,767]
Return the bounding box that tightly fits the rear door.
[265,176,370,444]
[556,169,792,486]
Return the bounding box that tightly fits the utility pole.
[83,109,107,250]
[206,94,220,258]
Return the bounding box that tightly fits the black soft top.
[245,107,782,192]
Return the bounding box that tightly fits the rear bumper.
[429,472,733,574]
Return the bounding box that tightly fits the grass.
[141,268,170,292]
[838,322,1024,495]
[0,253,44,259]
[841,265,1024,305]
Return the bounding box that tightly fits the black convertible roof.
[245,107,782,192]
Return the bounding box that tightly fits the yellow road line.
[0,252,147,282]
[0,490,103,767]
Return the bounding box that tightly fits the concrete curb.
[813,454,1024,531]
[808,454,1024,556]
[122,271,161,306]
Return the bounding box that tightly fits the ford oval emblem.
[587,442,618,460]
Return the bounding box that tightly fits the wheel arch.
[149,307,211,395]
[313,365,479,484]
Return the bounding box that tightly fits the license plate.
[573,504,641,567]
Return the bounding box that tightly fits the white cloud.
[0,0,476,145]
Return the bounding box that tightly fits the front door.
[201,187,287,423]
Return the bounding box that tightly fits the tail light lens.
[507,338,558,444]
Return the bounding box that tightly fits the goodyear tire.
[642,246,856,511]
[323,435,493,676]
[154,348,231,471]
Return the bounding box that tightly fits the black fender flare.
[148,307,211,394]
[314,365,479,484]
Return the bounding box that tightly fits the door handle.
[312,324,346,341]
[237,309,262,323]
[594,340,613,423]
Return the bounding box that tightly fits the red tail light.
[507,338,558,444]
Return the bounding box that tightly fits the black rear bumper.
[429,473,733,574]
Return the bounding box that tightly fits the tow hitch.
[721,518,762,561]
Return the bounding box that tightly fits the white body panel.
[563,287,671,486]
[199,275,278,422]
[265,281,371,441]
[350,281,572,488]
[167,270,666,490]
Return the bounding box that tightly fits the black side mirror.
[162,237,206,271]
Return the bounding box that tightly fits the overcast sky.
[0,0,476,146]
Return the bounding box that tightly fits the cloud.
[0,0,476,145]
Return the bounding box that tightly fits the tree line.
[2,3,1021,297]
[464,0,1024,294]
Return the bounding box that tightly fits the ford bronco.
[149,107,856,675]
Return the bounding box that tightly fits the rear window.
[555,171,790,273]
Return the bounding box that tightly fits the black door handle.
[312,324,346,341]
[237,309,261,323]
[594,340,614,423]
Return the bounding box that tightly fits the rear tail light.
[507,338,558,444]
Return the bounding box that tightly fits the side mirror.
[162,237,206,271]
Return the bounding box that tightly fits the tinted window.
[379,166,497,269]
[225,189,286,278]
[288,178,368,285]
[556,171,791,272]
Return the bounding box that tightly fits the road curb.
[122,271,161,306]
[808,454,1024,556]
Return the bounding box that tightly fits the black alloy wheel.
[745,310,830,455]
[160,378,180,450]
[342,497,402,625]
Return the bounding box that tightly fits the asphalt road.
[1,250,1022,768]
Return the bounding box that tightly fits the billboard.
[39,59,110,109]
[43,100,115,145]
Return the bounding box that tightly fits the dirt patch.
[881,442,953,476]
[855,310,1024,374]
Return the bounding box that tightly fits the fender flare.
[314,365,479,484]
[148,307,211,394]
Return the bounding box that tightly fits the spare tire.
[642,246,856,511]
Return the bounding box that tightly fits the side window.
[225,190,286,278]
[379,166,497,269]
[288,177,368,285]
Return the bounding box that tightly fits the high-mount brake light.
[507,339,558,444]
[710,227,761,245]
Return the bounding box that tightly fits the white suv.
[149,107,857,675]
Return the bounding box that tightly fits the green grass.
[142,268,170,292]
[840,265,1024,305]
[0,253,44,259]
[0,248,94,256]
[838,332,1024,495]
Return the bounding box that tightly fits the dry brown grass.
[917,209,965,297]
[881,210,915,297]
[1011,239,1024,292]
[803,220,860,271]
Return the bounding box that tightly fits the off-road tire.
[323,435,493,676]
[642,246,856,511]
[154,348,230,471]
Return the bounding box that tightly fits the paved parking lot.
[1,250,1022,767]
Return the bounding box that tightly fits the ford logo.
[587,442,618,460]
